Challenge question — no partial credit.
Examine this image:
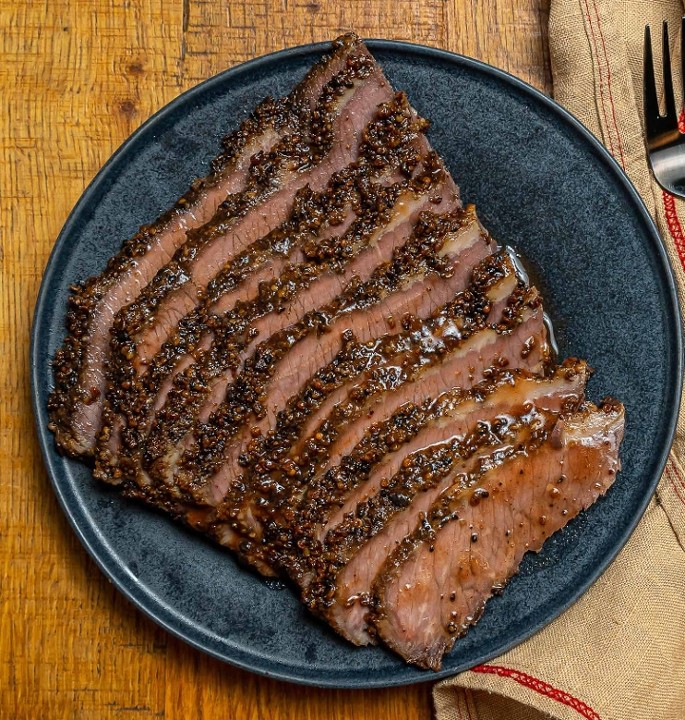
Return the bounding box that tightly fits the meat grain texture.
[48,34,625,670]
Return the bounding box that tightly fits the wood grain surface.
[0,2,550,718]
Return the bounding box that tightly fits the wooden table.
[0,1,550,717]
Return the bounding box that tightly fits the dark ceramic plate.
[31,40,682,688]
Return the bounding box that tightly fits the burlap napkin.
[433,1,685,718]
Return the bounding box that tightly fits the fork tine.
[644,25,662,138]
[644,19,685,194]
[663,21,678,120]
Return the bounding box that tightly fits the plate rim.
[30,38,683,688]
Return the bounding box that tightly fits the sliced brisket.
[48,34,627,670]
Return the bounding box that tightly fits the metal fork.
[644,18,685,197]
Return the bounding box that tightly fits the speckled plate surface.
[31,40,682,688]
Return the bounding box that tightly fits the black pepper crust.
[95,95,435,489]
[48,33,368,457]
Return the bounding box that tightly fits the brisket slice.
[49,34,366,457]
[371,399,624,669]
[96,99,438,488]
[169,206,496,508]
[303,362,589,644]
